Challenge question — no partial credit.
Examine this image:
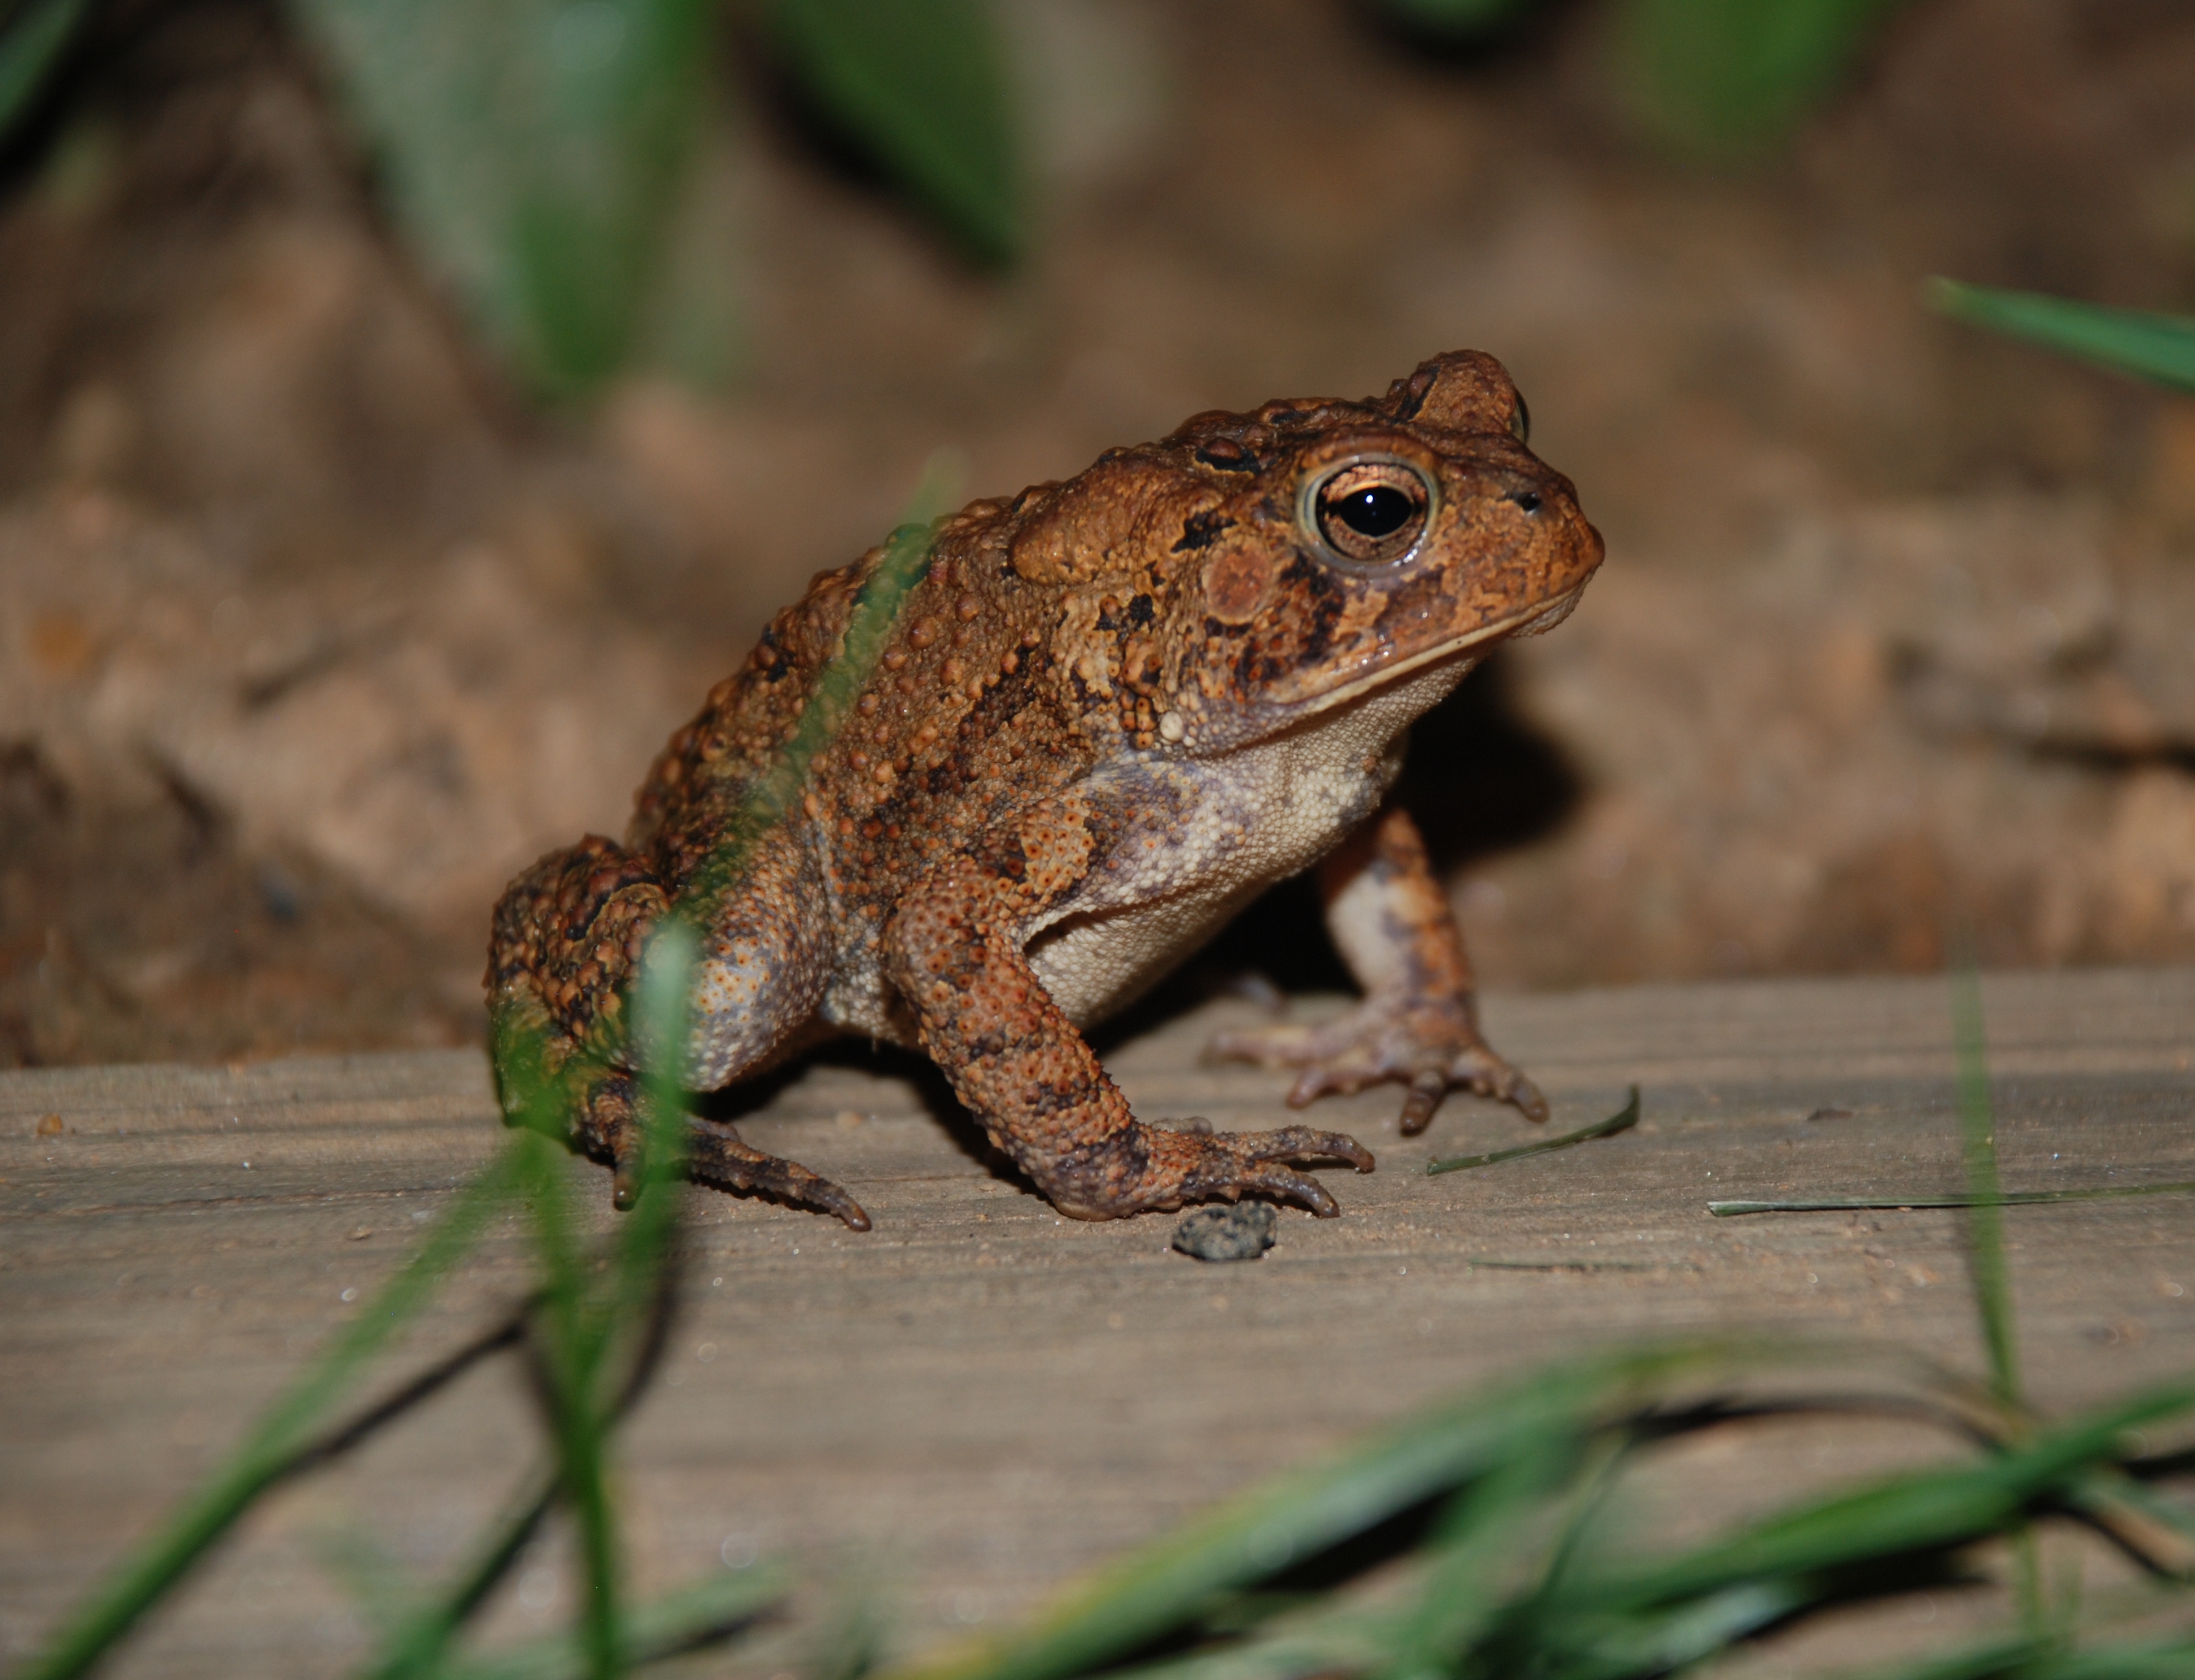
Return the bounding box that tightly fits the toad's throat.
[1277,585,1585,721]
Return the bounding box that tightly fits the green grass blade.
[1950,957,2040,1629]
[771,0,1023,263]
[677,519,937,913]
[0,0,87,141]
[1951,964,2019,1410]
[1928,279,2195,395]
[1575,1379,2195,1614]
[2032,1640,2195,1680]
[1849,1633,2195,1680]
[1426,1087,1640,1176]
[19,1148,521,1680]
[1707,1184,2195,1216]
[513,1128,621,1680]
[1103,1605,1405,1680]
[433,1562,795,1680]
[1840,1634,2055,1680]
[1381,1430,1584,1678]
[362,1464,562,1680]
[587,918,693,1377]
[874,1345,1733,1680]
[1544,1578,1818,1680]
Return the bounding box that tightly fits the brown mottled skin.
[487,351,1604,1228]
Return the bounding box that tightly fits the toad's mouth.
[1287,583,1587,720]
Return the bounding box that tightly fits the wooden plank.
[3,969,2192,1675]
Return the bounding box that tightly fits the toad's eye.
[1307,459,1435,565]
[1508,391,1531,445]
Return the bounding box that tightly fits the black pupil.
[1333,484,1414,537]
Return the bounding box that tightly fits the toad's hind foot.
[1053,1121,1375,1221]
[580,1073,871,1229]
[676,1117,872,1230]
[1210,999,1548,1136]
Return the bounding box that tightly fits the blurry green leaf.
[1928,279,2195,396]
[0,0,88,143]
[1376,0,1535,37]
[293,0,718,399]
[772,0,1023,264]
[1619,0,1907,154]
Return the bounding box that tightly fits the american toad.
[487,351,1603,1228]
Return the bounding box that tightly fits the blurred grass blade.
[19,1149,521,1680]
[1619,0,1907,154]
[876,1344,1733,1680]
[685,519,937,906]
[772,0,1023,263]
[1950,962,2019,1412]
[1104,1604,1402,1680]
[1928,279,2195,395]
[515,1126,622,1679]
[1386,1429,1585,1675]
[0,0,88,141]
[293,0,718,399]
[1575,1379,2195,1614]
[1547,1577,1817,1677]
[1708,1183,2195,1217]
[364,1463,563,1680]
[1850,1635,2055,1680]
[1427,1086,1639,1175]
[436,1561,794,1680]
[1857,1633,2195,1680]
[901,447,968,530]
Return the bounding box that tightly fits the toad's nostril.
[1508,489,1543,515]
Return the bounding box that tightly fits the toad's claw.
[1211,1001,1547,1136]
[679,1116,871,1230]
[1151,1121,1375,1219]
[1055,1121,1375,1220]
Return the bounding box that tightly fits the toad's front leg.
[1212,802,1547,1136]
[883,799,1374,1219]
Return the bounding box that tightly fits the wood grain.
[3,968,2192,1675]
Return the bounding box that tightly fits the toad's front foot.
[1045,1121,1374,1220]
[1210,998,1547,1136]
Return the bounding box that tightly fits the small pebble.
[1173,1202,1277,1263]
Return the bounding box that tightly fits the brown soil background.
[5,0,2195,1068]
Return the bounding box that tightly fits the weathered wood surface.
[3,968,2192,1676]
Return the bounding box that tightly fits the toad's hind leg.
[486,832,869,1228]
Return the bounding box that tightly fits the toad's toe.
[683,1117,872,1230]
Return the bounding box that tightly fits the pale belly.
[818,657,1471,1041]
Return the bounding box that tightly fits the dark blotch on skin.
[1173,511,1234,552]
